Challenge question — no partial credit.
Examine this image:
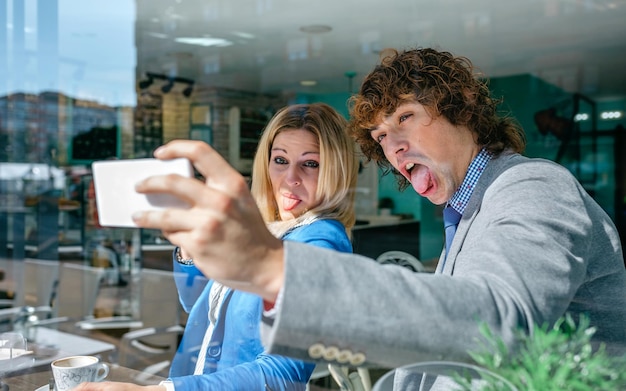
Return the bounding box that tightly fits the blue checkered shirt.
[446,148,492,214]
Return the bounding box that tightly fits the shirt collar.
[446,148,492,215]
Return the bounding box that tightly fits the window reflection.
[0,0,625,380]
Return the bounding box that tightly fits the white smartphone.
[91,158,193,227]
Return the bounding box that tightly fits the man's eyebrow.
[369,112,394,132]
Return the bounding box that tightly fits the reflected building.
[0,91,133,165]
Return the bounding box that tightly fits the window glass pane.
[0,1,624,381]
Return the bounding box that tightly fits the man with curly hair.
[129,48,626,390]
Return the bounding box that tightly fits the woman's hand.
[131,140,284,302]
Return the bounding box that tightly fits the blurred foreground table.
[3,362,165,391]
[29,326,116,369]
[0,326,118,389]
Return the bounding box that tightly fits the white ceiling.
[135,0,626,101]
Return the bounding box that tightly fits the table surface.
[3,362,165,391]
[0,326,117,377]
[29,327,116,369]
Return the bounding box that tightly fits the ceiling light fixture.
[182,84,194,98]
[161,79,175,93]
[299,25,332,34]
[138,76,154,89]
[232,31,256,39]
[147,32,168,39]
[139,72,194,97]
[300,80,317,86]
[175,37,233,47]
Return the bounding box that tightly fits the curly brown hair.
[348,47,526,190]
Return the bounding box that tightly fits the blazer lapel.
[438,151,521,275]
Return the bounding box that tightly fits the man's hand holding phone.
[129,141,284,303]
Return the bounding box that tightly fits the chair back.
[117,268,184,378]
[0,259,59,331]
[0,259,23,308]
[376,251,425,273]
[91,245,121,285]
[53,263,105,320]
[138,268,182,328]
[20,259,60,308]
[372,361,518,391]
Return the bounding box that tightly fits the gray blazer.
[263,152,626,389]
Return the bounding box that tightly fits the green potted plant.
[455,314,626,390]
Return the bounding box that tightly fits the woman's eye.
[273,156,288,164]
[303,160,319,168]
[375,134,385,143]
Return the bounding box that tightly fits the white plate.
[0,348,32,360]
[34,385,54,391]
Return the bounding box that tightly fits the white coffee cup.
[51,355,109,391]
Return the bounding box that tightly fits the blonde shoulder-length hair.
[251,103,358,238]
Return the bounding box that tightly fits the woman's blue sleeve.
[171,353,315,391]
[171,248,209,312]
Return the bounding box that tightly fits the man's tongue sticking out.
[411,165,434,196]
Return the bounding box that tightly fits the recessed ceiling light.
[148,32,168,39]
[175,37,233,47]
[232,31,255,39]
[300,80,317,86]
[299,25,332,34]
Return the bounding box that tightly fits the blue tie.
[443,206,462,260]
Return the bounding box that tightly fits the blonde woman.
[166,103,358,390]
